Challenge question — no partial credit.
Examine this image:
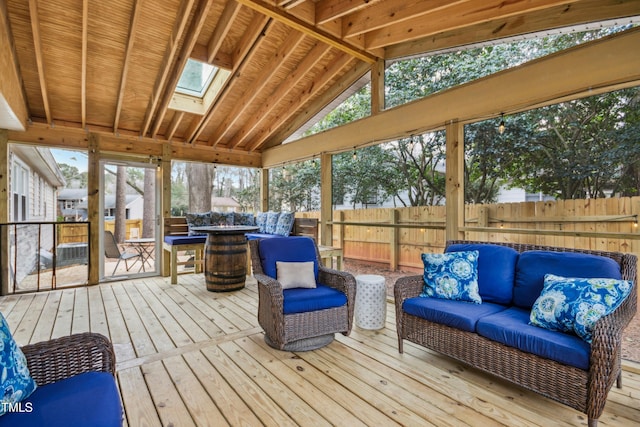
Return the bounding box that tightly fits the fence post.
[390,209,399,270]
[478,206,489,241]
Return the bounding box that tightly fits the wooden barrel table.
[190,226,258,292]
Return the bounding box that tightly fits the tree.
[142,169,155,237]
[114,166,127,243]
[58,163,87,188]
[186,162,215,212]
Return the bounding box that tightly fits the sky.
[51,148,88,172]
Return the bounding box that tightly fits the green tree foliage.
[58,163,87,188]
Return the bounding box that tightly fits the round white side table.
[354,274,387,330]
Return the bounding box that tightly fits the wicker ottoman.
[355,274,387,329]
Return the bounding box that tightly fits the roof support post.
[260,168,269,212]
[445,120,464,242]
[87,133,100,285]
[0,129,9,295]
[161,142,172,277]
[320,152,333,246]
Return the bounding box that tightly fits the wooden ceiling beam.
[28,0,51,126]
[0,0,28,130]
[246,51,353,151]
[262,57,369,149]
[113,0,143,133]
[166,111,184,141]
[236,0,377,63]
[385,0,640,60]
[228,41,333,150]
[207,0,241,63]
[81,0,88,129]
[364,0,581,49]
[140,0,195,137]
[315,0,385,25]
[151,0,214,138]
[211,31,306,147]
[185,16,273,144]
[262,26,640,167]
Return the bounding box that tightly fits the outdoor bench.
[394,240,637,427]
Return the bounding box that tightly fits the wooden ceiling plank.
[316,0,386,25]
[0,0,28,130]
[233,14,271,66]
[81,0,88,128]
[228,41,332,149]
[386,0,640,59]
[28,0,51,126]
[141,0,195,137]
[364,0,582,49]
[236,0,377,63]
[207,0,241,63]
[262,26,640,167]
[247,51,353,151]
[151,0,214,138]
[343,0,468,38]
[113,0,144,133]
[210,31,306,147]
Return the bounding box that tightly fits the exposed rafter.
[81,0,88,128]
[28,0,51,126]
[207,0,241,63]
[113,0,143,133]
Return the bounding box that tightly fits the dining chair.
[104,230,142,276]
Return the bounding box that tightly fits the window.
[176,59,218,98]
[12,161,28,222]
[170,59,231,115]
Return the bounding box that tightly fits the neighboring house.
[57,188,88,221]
[78,194,144,219]
[211,196,240,212]
[8,144,66,286]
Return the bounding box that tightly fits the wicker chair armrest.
[253,273,284,303]
[319,266,357,333]
[21,332,115,387]
[394,275,424,304]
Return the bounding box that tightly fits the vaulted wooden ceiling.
[2,0,639,167]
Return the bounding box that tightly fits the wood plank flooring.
[1,274,639,427]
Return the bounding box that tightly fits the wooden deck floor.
[1,274,638,426]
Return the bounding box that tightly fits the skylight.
[176,59,218,98]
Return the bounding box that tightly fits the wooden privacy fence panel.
[299,196,640,272]
[58,219,143,244]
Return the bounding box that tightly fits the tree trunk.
[142,169,155,238]
[115,166,127,243]
[186,163,215,212]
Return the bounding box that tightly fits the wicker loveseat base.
[394,240,637,427]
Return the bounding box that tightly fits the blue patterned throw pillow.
[265,212,280,234]
[420,251,481,304]
[234,212,255,226]
[0,312,37,416]
[530,274,632,343]
[275,212,295,236]
[185,212,211,235]
[256,212,268,233]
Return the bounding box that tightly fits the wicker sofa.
[0,332,122,426]
[394,240,637,427]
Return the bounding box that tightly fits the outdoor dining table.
[125,237,155,271]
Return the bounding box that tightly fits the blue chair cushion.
[164,235,206,245]
[446,243,519,305]
[283,284,347,314]
[258,236,319,281]
[402,297,507,332]
[476,307,591,370]
[513,251,622,309]
[0,372,122,427]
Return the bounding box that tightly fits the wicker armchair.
[249,237,356,351]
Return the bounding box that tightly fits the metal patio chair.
[104,230,142,276]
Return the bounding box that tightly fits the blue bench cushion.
[402,297,507,332]
[514,251,622,309]
[283,284,347,314]
[0,371,122,427]
[476,306,591,370]
[258,236,319,280]
[446,243,519,305]
[164,235,207,245]
[245,233,280,240]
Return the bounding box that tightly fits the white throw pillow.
[276,261,316,289]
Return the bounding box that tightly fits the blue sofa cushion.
[283,284,347,314]
[245,233,279,240]
[164,235,206,245]
[265,212,280,234]
[275,212,295,236]
[402,297,507,332]
[477,307,591,370]
[513,251,622,309]
[0,313,37,416]
[0,372,122,427]
[185,212,211,235]
[446,243,519,305]
[421,251,482,304]
[256,212,268,233]
[530,274,632,343]
[258,236,319,281]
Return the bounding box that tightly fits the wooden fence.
[57,219,143,244]
[298,196,640,272]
